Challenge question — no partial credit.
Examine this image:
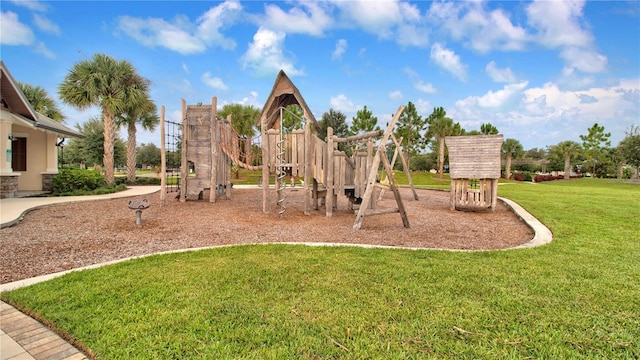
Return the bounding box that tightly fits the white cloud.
[9,0,47,12]
[182,63,190,74]
[263,2,332,36]
[34,41,55,58]
[430,43,467,82]
[560,47,607,74]
[330,94,357,112]
[452,79,640,147]
[427,1,527,53]
[333,0,402,37]
[331,0,428,47]
[201,72,228,90]
[116,0,241,54]
[32,14,60,35]
[1,11,34,45]
[241,27,304,77]
[196,0,242,49]
[526,0,592,49]
[414,99,432,115]
[415,81,437,94]
[476,81,529,108]
[388,90,403,101]
[117,15,206,54]
[332,39,347,61]
[239,91,261,108]
[485,61,516,83]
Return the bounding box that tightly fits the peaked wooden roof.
[258,70,319,131]
[1,61,83,138]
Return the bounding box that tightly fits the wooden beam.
[334,130,384,143]
[326,127,334,217]
[353,105,407,230]
[209,97,218,203]
[180,99,187,203]
[160,105,166,203]
[391,134,419,201]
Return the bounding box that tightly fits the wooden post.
[353,105,407,230]
[326,127,334,217]
[367,139,375,210]
[261,114,270,213]
[225,115,232,199]
[160,105,166,204]
[380,147,410,228]
[449,179,457,210]
[490,179,498,211]
[392,135,419,201]
[304,119,312,215]
[210,97,218,203]
[180,99,187,203]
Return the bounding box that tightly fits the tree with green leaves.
[117,93,158,183]
[349,105,380,136]
[136,143,161,169]
[58,53,149,184]
[219,103,261,175]
[426,107,462,176]
[480,123,499,135]
[318,109,349,153]
[18,82,65,122]
[579,123,611,177]
[218,103,261,139]
[62,117,126,169]
[502,138,524,179]
[394,101,426,158]
[550,141,582,179]
[618,125,640,178]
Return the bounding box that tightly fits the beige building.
[0,61,83,198]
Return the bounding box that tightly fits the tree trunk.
[127,120,137,183]
[438,135,445,176]
[506,154,512,179]
[564,155,571,179]
[103,110,115,185]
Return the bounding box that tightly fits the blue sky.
[1,0,639,150]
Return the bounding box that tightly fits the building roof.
[258,70,320,131]
[1,60,83,138]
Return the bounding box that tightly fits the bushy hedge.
[53,169,105,194]
[114,176,161,185]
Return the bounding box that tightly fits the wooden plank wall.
[445,135,503,211]
[445,135,503,179]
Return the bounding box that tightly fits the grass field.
[2,178,639,359]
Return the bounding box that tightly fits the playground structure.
[444,134,503,211]
[160,70,415,230]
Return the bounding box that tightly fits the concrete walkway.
[0,186,551,359]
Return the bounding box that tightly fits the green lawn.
[2,179,639,359]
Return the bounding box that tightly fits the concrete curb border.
[1,195,552,293]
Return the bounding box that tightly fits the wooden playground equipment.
[444,134,503,212]
[160,70,416,230]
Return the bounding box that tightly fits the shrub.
[512,173,525,181]
[115,176,161,185]
[53,169,104,194]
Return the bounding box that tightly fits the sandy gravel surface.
[0,188,533,284]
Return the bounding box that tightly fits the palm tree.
[555,140,581,179]
[117,96,158,183]
[427,107,463,176]
[58,53,149,184]
[502,138,523,179]
[18,82,65,122]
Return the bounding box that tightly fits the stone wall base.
[42,173,55,192]
[0,175,19,199]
